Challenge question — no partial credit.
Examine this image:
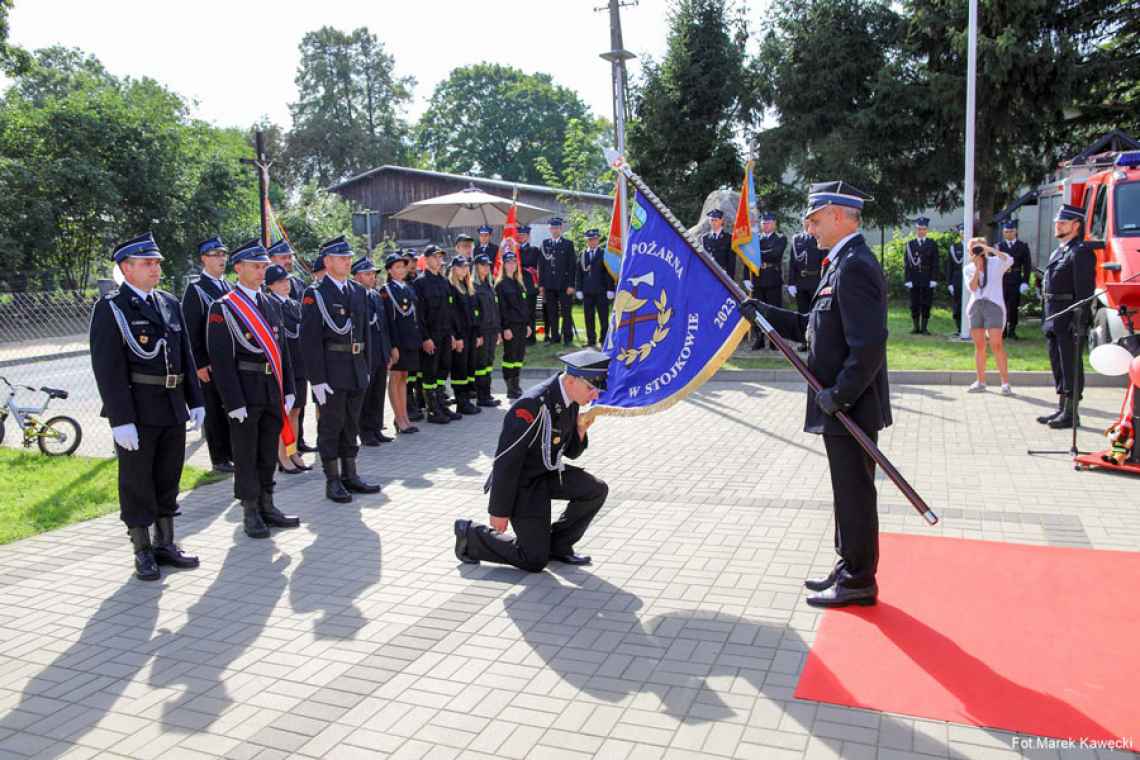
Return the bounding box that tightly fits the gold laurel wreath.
[617,288,672,366]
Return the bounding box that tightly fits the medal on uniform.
[553,436,561,445]
[139,334,148,345]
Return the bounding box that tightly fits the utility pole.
[240,130,272,248]
[961,0,978,339]
[597,0,637,261]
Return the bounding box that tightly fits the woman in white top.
[964,237,1013,394]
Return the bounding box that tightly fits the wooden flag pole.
[605,150,938,526]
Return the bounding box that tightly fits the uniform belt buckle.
[352,342,363,355]
[165,374,178,389]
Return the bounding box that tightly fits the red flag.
[497,189,519,278]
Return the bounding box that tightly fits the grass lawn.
[514,303,1070,372]
[0,448,225,545]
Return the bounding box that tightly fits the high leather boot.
[1037,395,1066,425]
[408,383,425,421]
[426,389,450,424]
[458,387,480,415]
[444,389,462,420]
[259,490,301,528]
[323,459,352,503]
[921,314,931,335]
[476,376,498,407]
[129,526,160,581]
[242,499,270,538]
[341,458,381,494]
[152,517,199,568]
[1048,398,1079,429]
[911,316,921,334]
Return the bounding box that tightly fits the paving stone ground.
[0,378,1137,760]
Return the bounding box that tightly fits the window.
[1089,185,1109,240]
[1113,181,1140,237]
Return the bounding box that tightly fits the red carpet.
[795,533,1140,746]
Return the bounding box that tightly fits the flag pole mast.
[605,150,938,526]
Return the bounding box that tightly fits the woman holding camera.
[964,238,1013,395]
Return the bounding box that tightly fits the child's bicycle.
[0,375,83,456]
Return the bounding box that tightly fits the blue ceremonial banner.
[591,192,751,417]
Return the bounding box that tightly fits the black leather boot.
[1037,395,1066,425]
[911,316,921,334]
[444,390,462,420]
[323,459,352,503]
[129,526,160,581]
[426,389,449,424]
[341,458,381,494]
[476,378,498,407]
[458,388,480,415]
[1048,398,1079,429]
[242,499,270,539]
[152,517,199,569]
[922,314,931,334]
[259,490,301,528]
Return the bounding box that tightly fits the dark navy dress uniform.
[540,220,577,344]
[789,231,826,316]
[750,216,787,349]
[904,221,939,333]
[517,229,541,341]
[271,286,307,414]
[473,229,499,271]
[945,239,965,333]
[180,239,233,470]
[1041,207,1096,419]
[354,257,395,446]
[743,183,890,607]
[413,248,458,424]
[300,237,378,502]
[997,223,1033,338]
[206,246,300,537]
[90,233,204,579]
[382,260,421,375]
[576,232,615,347]
[496,254,530,398]
[473,258,502,406]
[455,351,610,572]
[701,210,734,278]
[448,261,479,415]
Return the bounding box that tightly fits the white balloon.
[1089,343,1132,376]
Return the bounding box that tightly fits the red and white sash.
[221,289,296,453]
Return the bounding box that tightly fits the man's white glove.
[743,280,753,292]
[188,406,206,430]
[112,423,139,451]
[1019,283,1029,295]
[948,284,955,295]
[929,280,937,289]
[606,291,614,300]
[575,291,583,301]
[228,407,248,423]
[312,383,333,406]
[787,285,797,298]
[284,394,295,413]
[905,281,913,289]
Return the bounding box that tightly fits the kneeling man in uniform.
[454,349,610,571]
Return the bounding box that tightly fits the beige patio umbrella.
[390,185,552,228]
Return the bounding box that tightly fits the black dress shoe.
[804,570,838,592]
[551,552,592,566]
[360,435,382,447]
[378,433,394,443]
[454,519,478,564]
[397,425,419,434]
[212,461,235,474]
[326,480,352,503]
[152,517,199,569]
[297,441,318,453]
[278,463,303,475]
[259,492,301,528]
[805,584,877,608]
[341,458,381,494]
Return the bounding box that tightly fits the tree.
[274,181,365,260]
[0,0,30,75]
[626,0,749,225]
[287,26,414,187]
[415,63,595,185]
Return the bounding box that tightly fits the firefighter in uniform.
[90,233,205,580]
[382,252,421,434]
[701,209,734,278]
[447,251,480,415]
[904,217,939,334]
[997,219,1033,339]
[945,228,965,335]
[181,236,235,473]
[576,229,616,349]
[206,240,302,539]
[401,249,425,422]
[268,237,316,452]
[473,224,499,272]
[789,225,827,352]
[540,217,577,345]
[265,264,311,475]
[301,236,381,503]
[517,225,541,344]
[496,251,531,399]
[750,212,787,350]
[1037,204,1097,430]
[742,181,891,608]
[414,244,461,424]
[454,349,611,572]
[353,256,396,446]
[473,253,503,407]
